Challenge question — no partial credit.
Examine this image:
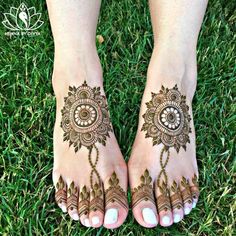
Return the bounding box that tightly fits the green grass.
[0,0,235,235]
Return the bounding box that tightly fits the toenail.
[184,207,191,215]
[162,215,170,225]
[92,216,100,225]
[173,214,181,223]
[72,213,79,221]
[104,208,118,225]
[142,208,157,225]
[84,218,91,227]
[61,205,67,213]
[192,202,197,208]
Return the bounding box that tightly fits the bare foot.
[52,52,128,229]
[128,50,200,228]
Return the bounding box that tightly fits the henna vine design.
[131,169,155,208]
[55,176,67,206]
[141,85,192,211]
[105,172,128,210]
[60,81,113,213]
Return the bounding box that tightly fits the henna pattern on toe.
[141,85,192,211]
[61,81,113,213]
[156,181,171,212]
[90,182,104,213]
[78,186,90,217]
[105,172,128,210]
[67,181,78,211]
[170,181,183,210]
[190,174,200,200]
[181,177,192,205]
[131,169,155,209]
[55,176,67,206]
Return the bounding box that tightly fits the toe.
[54,175,67,213]
[155,181,173,227]
[131,169,158,228]
[103,171,128,229]
[169,181,184,223]
[190,174,200,209]
[78,185,90,227]
[180,176,193,215]
[67,181,79,221]
[89,182,104,228]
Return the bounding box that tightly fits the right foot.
[52,53,128,229]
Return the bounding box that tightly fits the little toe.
[169,181,184,223]
[155,181,173,227]
[89,182,104,228]
[67,181,79,221]
[54,175,67,213]
[131,169,158,228]
[103,171,128,229]
[78,185,90,227]
[180,176,193,215]
[190,174,200,209]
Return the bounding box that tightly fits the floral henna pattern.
[90,182,104,213]
[131,169,155,208]
[67,181,78,211]
[191,174,200,200]
[105,172,128,210]
[78,186,90,217]
[55,176,67,206]
[181,177,193,205]
[60,81,113,211]
[141,85,193,211]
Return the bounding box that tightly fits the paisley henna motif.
[170,181,183,210]
[105,172,128,210]
[67,181,78,211]
[156,181,171,212]
[131,169,155,208]
[55,176,67,206]
[181,177,192,204]
[90,182,104,214]
[78,186,90,217]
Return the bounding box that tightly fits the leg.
[129,0,208,228]
[46,0,128,229]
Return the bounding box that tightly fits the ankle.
[147,47,197,99]
[52,49,103,98]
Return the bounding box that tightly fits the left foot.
[128,50,200,228]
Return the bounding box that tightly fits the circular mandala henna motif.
[142,85,191,152]
[61,81,113,151]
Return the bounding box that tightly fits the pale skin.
[46,0,208,229]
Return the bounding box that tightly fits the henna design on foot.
[170,181,183,210]
[67,181,78,211]
[191,174,200,200]
[60,81,113,211]
[105,172,128,210]
[90,182,104,213]
[141,85,192,209]
[156,181,171,212]
[181,177,192,205]
[78,186,90,217]
[55,176,67,206]
[131,169,155,209]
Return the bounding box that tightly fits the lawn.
[0,0,235,235]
